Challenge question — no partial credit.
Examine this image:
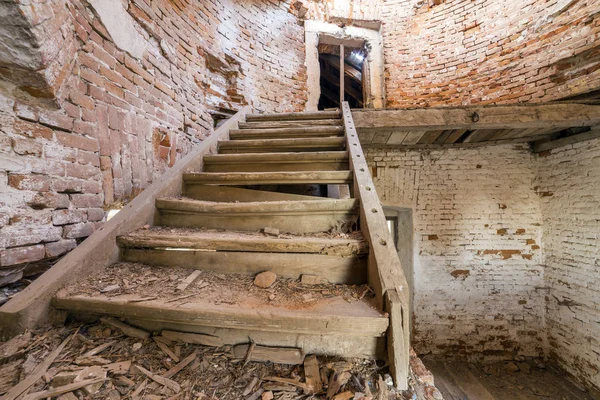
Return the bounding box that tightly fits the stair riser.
[238,120,342,130]
[245,111,342,122]
[121,249,367,285]
[157,211,357,234]
[62,314,385,359]
[230,131,344,141]
[182,171,353,186]
[183,185,323,202]
[203,161,349,173]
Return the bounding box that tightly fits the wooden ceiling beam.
[352,103,600,131]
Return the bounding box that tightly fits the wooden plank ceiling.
[351,102,600,151]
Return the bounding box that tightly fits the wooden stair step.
[219,137,346,153]
[203,152,349,172]
[183,185,325,203]
[229,126,344,140]
[118,228,367,284]
[118,228,368,256]
[245,111,341,122]
[238,119,342,130]
[52,263,388,337]
[183,170,353,185]
[155,198,359,234]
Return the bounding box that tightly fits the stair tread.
[118,227,367,256]
[157,197,358,212]
[229,126,344,140]
[53,262,388,336]
[183,170,353,185]
[245,111,341,122]
[204,151,349,163]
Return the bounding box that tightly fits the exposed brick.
[45,239,78,258]
[0,245,46,266]
[11,137,43,156]
[52,209,87,225]
[70,193,103,208]
[63,222,99,239]
[8,174,51,191]
[87,208,105,222]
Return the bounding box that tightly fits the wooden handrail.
[341,102,410,389]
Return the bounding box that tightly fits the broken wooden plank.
[163,352,197,379]
[83,340,116,357]
[104,360,131,375]
[231,344,305,365]
[135,365,180,393]
[327,371,352,399]
[263,376,310,391]
[2,334,72,400]
[153,337,180,362]
[161,330,223,347]
[176,270,202,291]
[22,378,107,400]
[100,317,149,340]
[304,354,323,393]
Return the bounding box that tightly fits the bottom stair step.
[53,263,388,355]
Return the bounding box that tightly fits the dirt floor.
[0,322,435,400]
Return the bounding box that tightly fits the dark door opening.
[318,44,366,110]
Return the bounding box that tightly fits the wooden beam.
[533,128,600,153]
[352,103,600,131]
[320,54,362,83]
[341,102,410,389]
[340,45,344,105]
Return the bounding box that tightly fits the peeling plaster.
[89,0,149,59]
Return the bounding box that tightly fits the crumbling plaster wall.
[366,144,546,360]
[535,137,600,390]
[381,0,600,107]
[366,139,600,390]
[0,0,307,283]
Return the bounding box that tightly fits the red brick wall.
[382,0,600,107]
[0,0,307,279]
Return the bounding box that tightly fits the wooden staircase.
[0,104,410,389]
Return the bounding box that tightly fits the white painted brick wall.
[536,137,600,390]
[366,144,546,360]
[366,139,600,390]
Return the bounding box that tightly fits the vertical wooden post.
[339,45,345,106]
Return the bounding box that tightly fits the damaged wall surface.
[0,0,307,281]
[366,138,600,390]
[536,137,600,390]
[381,0,600,107]
[366,145,546,360]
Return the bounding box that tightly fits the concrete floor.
[423,358,600,400]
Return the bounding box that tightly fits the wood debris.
[100,317,149,340]
[161,330,223,347]
[176,270,202,291]
[231,343,304,365]
[0,323,415,399]
[304,354,323,393]
[135,365,181,393]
